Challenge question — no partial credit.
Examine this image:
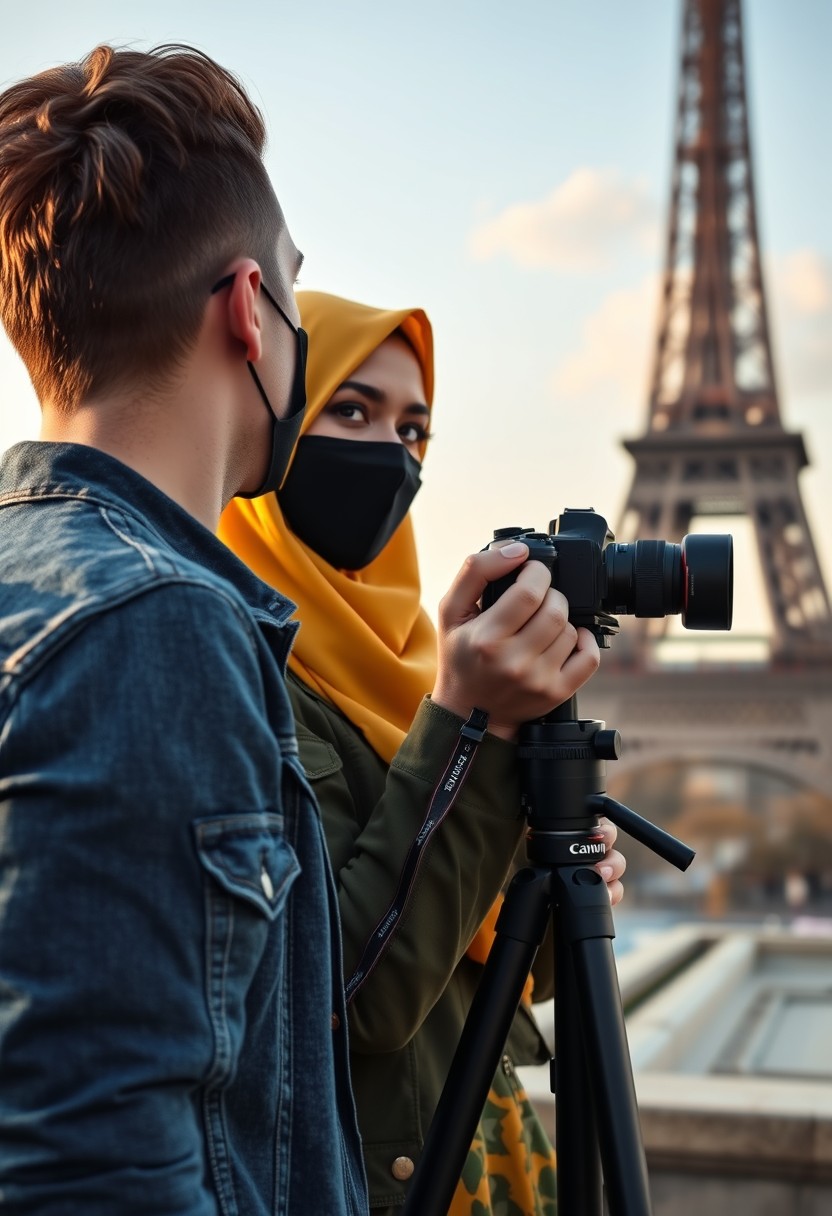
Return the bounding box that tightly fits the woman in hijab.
[219,291,625,1216]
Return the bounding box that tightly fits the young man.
[0,45,366,1215]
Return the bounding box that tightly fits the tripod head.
[518,694,695,874]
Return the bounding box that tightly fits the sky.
[1,0,829,640]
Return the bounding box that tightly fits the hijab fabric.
[218,290,437,763]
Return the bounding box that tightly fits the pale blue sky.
[1,1,830,638]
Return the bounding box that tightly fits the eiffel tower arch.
[581,0,832,803]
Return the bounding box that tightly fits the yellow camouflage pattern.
[448,1058,557,1216]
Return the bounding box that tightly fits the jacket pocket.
[193,813,301,1206]
[194,811,300,920]
[295,729,343,781]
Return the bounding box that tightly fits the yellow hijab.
[218,290,437,763]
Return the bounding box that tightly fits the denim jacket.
[0,442,367,1216]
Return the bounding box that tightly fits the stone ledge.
[531,1084,832,1185]
[638,1073,832,1182]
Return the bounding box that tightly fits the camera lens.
[680,533,734,630]
[603,534,733,629]
[603,539,680,617]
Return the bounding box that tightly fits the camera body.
[482,508,733,647]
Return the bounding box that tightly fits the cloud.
[768,249,832,398]
[468,168,659,273]
[775,248,831,316]
[550,274,658,402]
[550,248,832,407]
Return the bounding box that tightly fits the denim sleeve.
[0,582,287,1213]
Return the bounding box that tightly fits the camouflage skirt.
[448,1053,557,1216]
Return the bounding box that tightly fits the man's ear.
[223,259,264,363]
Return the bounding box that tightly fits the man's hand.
[431,542,601,740]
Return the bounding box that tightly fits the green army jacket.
[289,673,553,1211]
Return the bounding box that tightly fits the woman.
[219,291,625,1215]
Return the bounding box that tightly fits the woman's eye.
[399,423,428,444]
[333,403,366,422]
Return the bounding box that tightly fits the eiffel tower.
[581,0,832,800]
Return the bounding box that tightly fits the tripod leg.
[555,914,603,1213]
[554,865,652,1216]
[402,867,552,1216]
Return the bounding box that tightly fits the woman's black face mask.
[278,436,422,570]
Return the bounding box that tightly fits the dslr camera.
[482,508,733,646]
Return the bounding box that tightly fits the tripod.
[402,694,695,1216]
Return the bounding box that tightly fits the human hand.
[431,541,601,741]
[594,818,626,906]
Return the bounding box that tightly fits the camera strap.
[344,706,490,1005]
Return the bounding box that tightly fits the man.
[0,45,366,1214]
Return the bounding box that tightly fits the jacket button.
[391,1156,415,1181]
[331,1013,340,1030]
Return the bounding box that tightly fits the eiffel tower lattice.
[614,0,832,666]
[582,0,832,802]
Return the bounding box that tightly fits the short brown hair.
[0,44,282,411]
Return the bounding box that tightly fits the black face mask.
[278,436,423,570]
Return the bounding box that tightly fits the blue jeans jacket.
[0,442,367,1215]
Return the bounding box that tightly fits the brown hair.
[0,44,282,411]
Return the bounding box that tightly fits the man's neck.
[40,394,225,531]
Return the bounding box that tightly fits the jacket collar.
[0,441,297,625]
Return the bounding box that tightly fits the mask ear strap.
[235,281,308,498]
[236,365,306,499]
[259,284,308,422]
[210,273,236,294]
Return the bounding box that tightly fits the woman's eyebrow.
[335,380,429,415]
[337,379,384,402]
